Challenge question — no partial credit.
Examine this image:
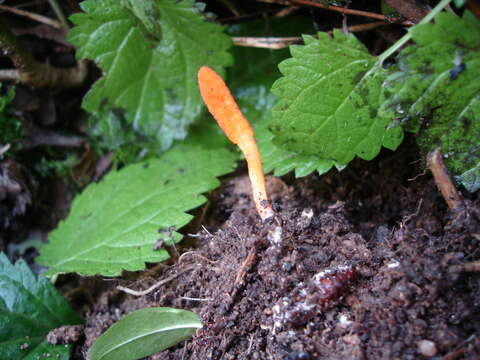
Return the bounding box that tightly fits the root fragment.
[427,148,465,213]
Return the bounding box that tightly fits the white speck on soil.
[268,226,283,245]
[417,339,437,357]
[387,259,400,268]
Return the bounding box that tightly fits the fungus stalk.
[198,66,274,221]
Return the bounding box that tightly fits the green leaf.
[227,19,346,177]
[37,144,237,276]
[88,307,201,360]
[0,253,81,359]
[256,119,345,177]
[68,0,232,150]
[380,11,480,189]
[270,31,403,165]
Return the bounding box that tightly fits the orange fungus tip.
[197,66,274,221]
[197,66,253,145]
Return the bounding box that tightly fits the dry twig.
[0,4,62,29]
[234,245,257,285]
[117,267,195,297]
[286,0,414,26]
[463,260,480,272]
[178,251,218,265]
[427,148,465,213]
[233,21,388,49]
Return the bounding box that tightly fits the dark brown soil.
[76,143,480,360]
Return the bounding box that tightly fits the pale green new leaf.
[88,307,201,360]
[0,253,81,359]
[380,11,480,191]
[270,31,403,165]
[68,0,232,150]
[37,144,237,276]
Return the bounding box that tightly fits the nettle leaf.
[37,144,237,277]
[0,253,81,359]
[88,307,201,360]
[270,31,403,165]
[256,119,345,177]
[69,0,232,150]
[380,11,480,192]
[228,19,344,177]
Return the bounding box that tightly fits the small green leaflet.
[68,0,232,150]
[88,307,201,360]
[37,144,237,276]
[270,31,403,165]
[0,253,82,359]
[380,11,480,192]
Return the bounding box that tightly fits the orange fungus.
[198,66,274,221]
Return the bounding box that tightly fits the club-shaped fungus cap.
[198,66,274,221]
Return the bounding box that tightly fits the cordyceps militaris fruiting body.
[197,65,274,221]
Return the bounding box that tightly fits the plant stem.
[287,0,413,25]
[427,148,465,213]
[377,0,453,66]
[47,0,70,30]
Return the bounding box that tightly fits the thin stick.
[463,261,480,272]
[427,148,465,213]
[178,251,218,264]
[286,0,413,26]
[234,245,257,285]
[47,0,69,30]
[0,4,62,29]
[232,22,388,49]
[180,296,212,302]
[117,267,194,296]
